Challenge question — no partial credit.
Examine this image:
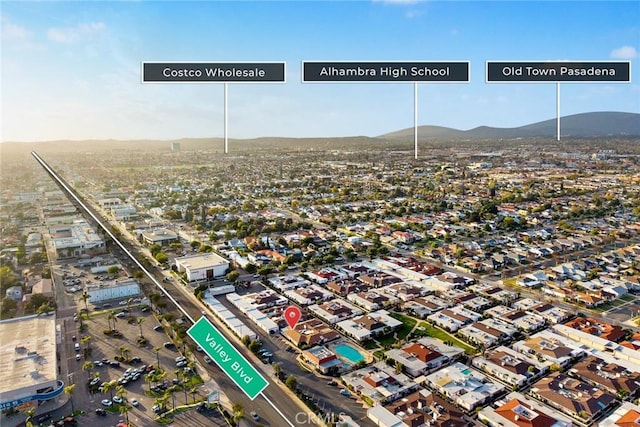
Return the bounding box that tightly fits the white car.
[101,399,112,407]
[130,398,139,407]
[112,396,123,404]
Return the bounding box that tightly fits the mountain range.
[379,111,640,140]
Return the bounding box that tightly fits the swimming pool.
[334,343,365,364]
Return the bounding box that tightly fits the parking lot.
[62,297,216,426]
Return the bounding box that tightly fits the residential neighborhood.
[1,138,640,427]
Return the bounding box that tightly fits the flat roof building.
[175,252,230,282]
[0,315,64,411]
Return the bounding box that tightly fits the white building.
[87,279,141,303]
[0,315,65,411]
[175,253,230,282]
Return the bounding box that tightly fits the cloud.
[47,22,106,43]
[610,45,638,59]
[405,9,424,18]
[1,16,31,41]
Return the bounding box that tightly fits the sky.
[1,0,639,142]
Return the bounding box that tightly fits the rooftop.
[0,315,57,395]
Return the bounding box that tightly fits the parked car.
[163,341,176,349]
[101,399,112,407]
[153,325,163,332]
[250,411,260,421]
[112,396,123,404]
[95,408,106,416]
[130,398,139,407]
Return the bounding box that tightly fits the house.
[341,361,420,406]
[472,346,550,389]
[308,299,363,324]
[301,345,343,374]
[569,355,640,398]
[347,291,392,311]
[285,285,333,306]
[425,362,506,412]
[528,373,617,425]
[385,341,451,377]
[374,389,472,427]
[512,330,584,367]
[283,318,340,348]
[478,392,573,427]
[337,310,402,342]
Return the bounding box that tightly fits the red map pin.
[284,306,302,329]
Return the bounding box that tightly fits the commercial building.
[87,279,141,303]
[50,219,105,259]
[175,253,229,282]
[0,315,64,411]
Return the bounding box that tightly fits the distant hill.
[379,111,640,140]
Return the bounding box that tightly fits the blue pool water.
[334,344,365,364]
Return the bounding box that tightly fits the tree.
[285,374,298,392]
[190,386,199,404]
[24,294,55,314]
[0,267,19,293]
[119,402,132,423]
[149,244,162,256]
[100,380,117,400]
[119,345,130,360]
[64,384,76,413]
[24,407,36,427]
[248,339,261,353]
[137,317,145,338]
[155,252,169,264]
[81,291,89,313]
[82,361,95,378]
[232,402,244,422]
[272,362,282,380]
[167,384,180,409]
[226,270,240,283]
[107,265,120,275]
[0,297,18,319]
[154,347,162,369]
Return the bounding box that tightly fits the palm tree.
[155,394,170,414]
[64,384,76,413]
[137,317,145,338]
[167,384,180,409]
[175,369,188,403]
[119,402,132,423]
[232,402,244,423]
[82,361,95,378]
[80,335,92,352]
[119,345,130,360]
[154,347,161,369]
[81,291,89,313]
[24,407,36,427]
[190,386,199,404]
[100,380,117,400]
[116,384,127,402]
[107,311,116,330]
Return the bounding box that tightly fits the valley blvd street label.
[187,317,268,400]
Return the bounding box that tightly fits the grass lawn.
[621,294,636,302]
[414,322,477,355]
[389,313,417,341]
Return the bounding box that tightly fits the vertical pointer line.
[414,81,418,160]
[224,83,229,154]
[556,82,561,142]
[260,391,295,427]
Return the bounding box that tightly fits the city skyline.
[1,0,639,142]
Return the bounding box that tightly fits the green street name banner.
[187,317,268,400]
